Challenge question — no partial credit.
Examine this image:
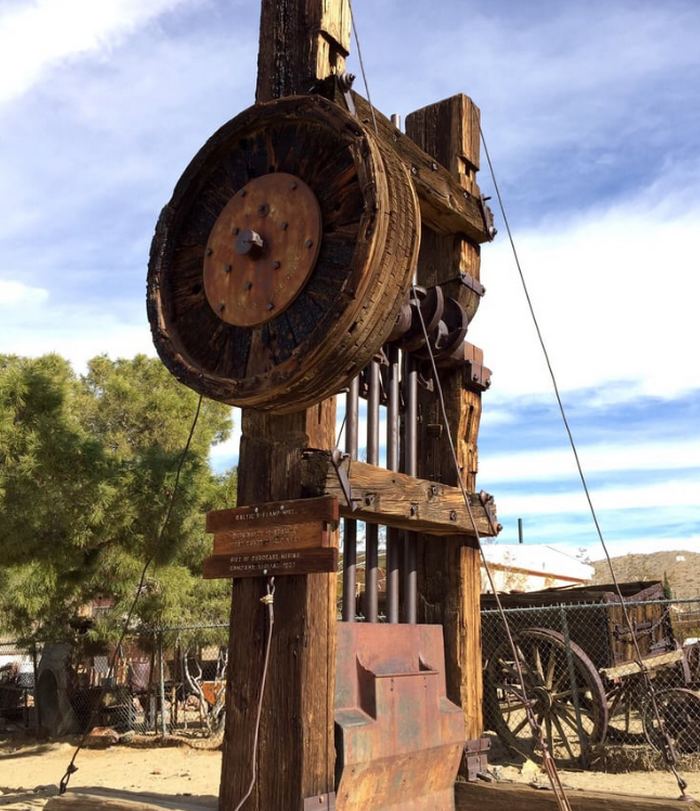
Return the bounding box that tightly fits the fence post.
[31,641,42,732]
[158,630,168,736]
[559,605,589,767]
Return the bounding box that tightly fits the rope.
[347,0,379,135]
[411,285,573,811]
[59,394,204,795]
[478,127,690,799]
[233,577,276,811]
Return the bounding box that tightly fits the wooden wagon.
[481,580,700,766]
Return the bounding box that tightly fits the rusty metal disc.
[202,173,322,328]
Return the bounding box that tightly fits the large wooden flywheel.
[148,95,420,412]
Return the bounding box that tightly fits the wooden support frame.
[218,4,349,808]
[406,95,490,750]
[319,81,490,244]
[300,450,498,537]
[46,782,700,811]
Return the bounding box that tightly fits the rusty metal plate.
[335,623,465,811]
[203,172,322,327]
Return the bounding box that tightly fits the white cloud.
[0,279,49,307]
[0,0,193,104]
[469,174,700,401]
[0,299,154,371]
[499,476,700,517]
[481,438,700,484]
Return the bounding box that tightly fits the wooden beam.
[220,407,337,811]
[257,0,350,103]
[317,80,490,244]
[406,94,491,751]
[301,450,498,537]
[45,790,216,811]
[219,6,346,804]
[455,781,700,811]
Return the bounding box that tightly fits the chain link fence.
[1,625,229,742]
[0,639,40,733]
[481,595,700,769]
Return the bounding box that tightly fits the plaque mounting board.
[203,495,339,579]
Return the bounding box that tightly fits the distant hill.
[591,550,700,600]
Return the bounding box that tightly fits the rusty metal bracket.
[331,449,357,510]
[337,72,357,117]
[462,356,492,391]
[479,490,502,535]
[464,737,491,782]
[479,194,497,241]
[303,792,336,810]
[458,270,486,298]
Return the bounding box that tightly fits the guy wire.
[347,0,379,135]
[411,285,573,811]
[59,393,204,795]
[478,125,689,798]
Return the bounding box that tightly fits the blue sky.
[1,0,699,560]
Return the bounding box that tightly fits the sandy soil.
[0,740,220,810]
[0,738,696,809]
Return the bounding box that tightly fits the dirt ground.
[0,738,695,809]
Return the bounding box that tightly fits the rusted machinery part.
[483,627,608,768]
[147,95,420,413]
[387,285,470,364]
[642,687,700,754]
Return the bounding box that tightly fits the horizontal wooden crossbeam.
[455,782,700,810]
[301,450,499,537]
[318,79,490,244]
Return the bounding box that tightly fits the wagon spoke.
[552,712,578,761]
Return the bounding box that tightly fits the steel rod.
[386,345,401,623]
[365,360,380,623]
[342,377,359,622]
[403,352,418,624]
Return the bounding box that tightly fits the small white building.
[480,544,593,593]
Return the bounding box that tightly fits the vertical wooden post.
[220,3,349,809]
[406,95,486,746]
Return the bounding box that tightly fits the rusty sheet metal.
[203,172,322,328]
[335,623,464,811]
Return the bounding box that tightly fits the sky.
[1,0,699,561]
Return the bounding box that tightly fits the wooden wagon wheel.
[604,676,649,744]
[147,95,420,412]
[642,687,700,754]
[484,628,608,767]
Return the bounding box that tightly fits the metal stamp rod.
[403,352,418,624]
[342,376,359,622]
[365,360,380,623]
[386,344,400,623]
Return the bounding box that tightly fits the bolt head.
[267,302,275,311]
[206,247,213,256]
[271,260,281,269]
[225,264,232,273]
[305,238,314,249]
[218,302,225,312]
[290,181,298,191]
[280,221,288,231]
[240,189,247,197]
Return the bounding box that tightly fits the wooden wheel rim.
[147,95,420,412]
[484,627,608,767]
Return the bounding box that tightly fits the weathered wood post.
[406,96,492,752]
[219,3,350,809]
